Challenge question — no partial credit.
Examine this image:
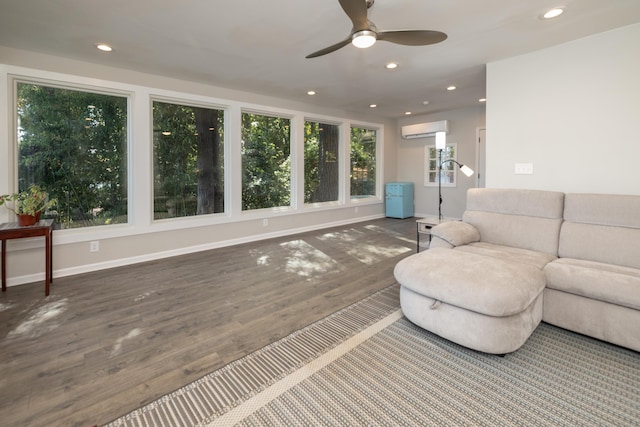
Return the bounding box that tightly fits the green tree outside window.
[304,121,339,204]
[350,127,377,198]
[153,101,224,219]
[241,113,291,210]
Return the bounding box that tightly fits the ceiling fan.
[306,0,447,59]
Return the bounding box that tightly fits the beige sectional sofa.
[394,188,640,354]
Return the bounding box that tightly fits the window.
[152,100,224,219]
[350,127,377,198]
[16,82,128,228]
[425,144,457,186]
[241,113,291,210]
[304,121,340,204]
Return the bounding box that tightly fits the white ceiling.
[1,0,639,119]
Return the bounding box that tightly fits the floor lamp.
[435,131,474,220]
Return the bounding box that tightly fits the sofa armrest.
[430,221,480,247]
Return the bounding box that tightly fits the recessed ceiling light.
[422,100,430,105]
[447,86,457,91]
[307,90,316,96]
[479,98,487,103]
[385,62,398,69]
[542,8,564,19]
[96,43,112,52]
[405,112,412,115]
[369,104,377,108]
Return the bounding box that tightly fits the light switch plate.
[514,163,533,175]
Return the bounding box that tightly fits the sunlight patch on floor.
[134,292,152,302]
[110,328,143,357]
[364,224,416,246]
[280,240,342,277]
[256,254,270,266]
[346,244,411,265]
[318,229,411,265]
[319,228,362,243]
[8,298,68,338]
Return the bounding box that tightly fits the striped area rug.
[108,285,640,426]
[106,284,401,426]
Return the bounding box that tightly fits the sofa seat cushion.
[455,242,557,269]
[544,258,640,311]
[394,248,546,317]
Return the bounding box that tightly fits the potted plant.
[0,185,57,226]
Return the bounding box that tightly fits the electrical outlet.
[90,241,100,252]
[263,219,268,227]
[514,163,534,175]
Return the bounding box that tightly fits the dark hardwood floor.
[0,217,417,427]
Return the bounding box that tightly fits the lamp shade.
[435,131,446,150]
[460,165,474,177]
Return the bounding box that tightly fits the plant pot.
[17,211,41,226]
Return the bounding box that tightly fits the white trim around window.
[0,64,385,247]
[424,143,458,187]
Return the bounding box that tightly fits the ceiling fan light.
[352,30,377,49]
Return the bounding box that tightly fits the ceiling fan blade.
[377,30,447,46]
[306,37,352,58]
[338,0,369,31]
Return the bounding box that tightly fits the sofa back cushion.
[462,188,565,256]
[559,193,640,269]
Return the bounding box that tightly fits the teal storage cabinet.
[385,182,414,218]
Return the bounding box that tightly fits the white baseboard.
[5,214,384,288]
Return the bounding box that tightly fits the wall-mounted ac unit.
[401,120,449,139]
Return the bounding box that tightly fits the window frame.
[150,95,228,222]
[424,143,459,187]
[1,65,385,249]
[9,74,134,230]
[240,109,294,213]
[349,124,382,201]
[302,119,343,206]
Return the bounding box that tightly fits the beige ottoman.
[394,248,546,354]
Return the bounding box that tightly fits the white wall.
[0,46,398,286]
[486,23,640,195]
[396,105,485,218]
